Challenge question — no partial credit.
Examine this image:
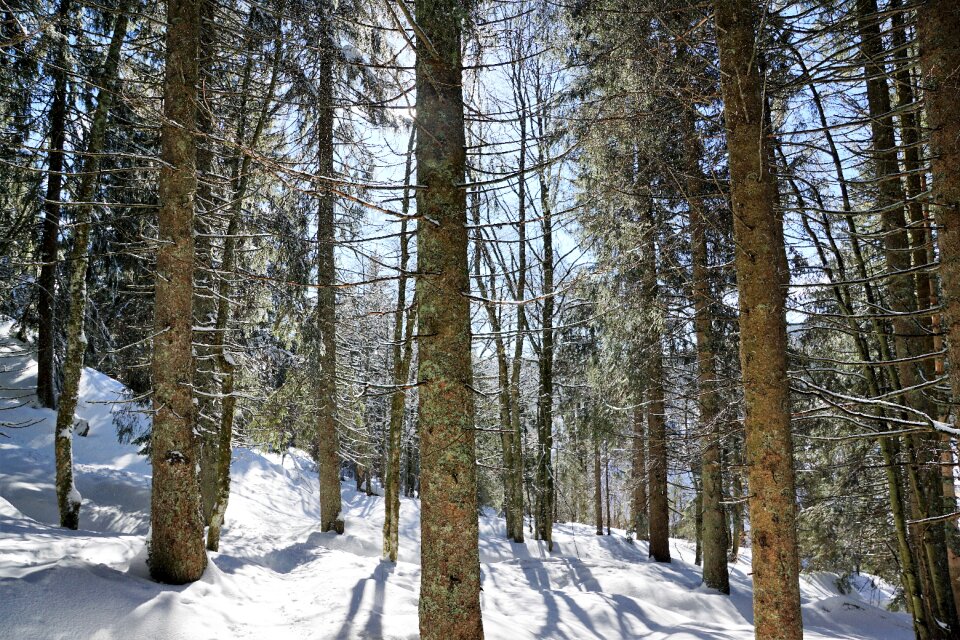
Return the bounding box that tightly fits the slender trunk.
[918,0,960,623]
[314,9,342,535]
[205,13,282,551]
[150,0,207,584]
[688,130,730,593]
[195,0,219,525]
[511,94,529,546]
[473,190,518,541]
[642,204,670,563]
[728,448,743,562]
[414,0,483,635]
[536,163,554,549]
[54,0,129,531]
[384,127,416,561]
[605,442,611,535]
[713,2,802,636]
[594,437,603,536]
[631,404,648,540]
[782,141,934,639]
[37,0,71,409]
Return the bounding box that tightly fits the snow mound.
[0,329,914,639]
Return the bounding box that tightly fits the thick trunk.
[54,0,130,533]
[314,11,342,535]
[150,0,207,584]
[37,0,71,410]
[919,0,960,623]
[414,0,483,636]
[856,0,955,626]
[713,2,802,637]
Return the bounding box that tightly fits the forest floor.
[0,326,914,639]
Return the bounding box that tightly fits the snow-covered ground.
[0,329,914,639]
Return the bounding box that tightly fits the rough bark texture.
[856,0,955,626]
[690,161,729,593]
[713,1,802,637]
[414,0,483,635]
[149,0,207,585]
[37,0,71,410]
[314,11,343,535]
[195,0,220,525]
[919,0,960,625]
[53,0,130,533]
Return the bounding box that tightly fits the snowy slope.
[0,330,914,640]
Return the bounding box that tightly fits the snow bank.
[0,330,914,639]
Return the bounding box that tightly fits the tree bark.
[856,0,955,626]
[642,204,670,564]
[414,0,483,636]
[205,11,283,551]
[384,126,416,561]
[594,436,603,536]
[54,0,129,531]
[688,138,730,593]
[713,1,802,637]
[535,160,555,550]
[150,0,207,584]
[313,7,343,535]
[918,0,960,623]
[630,404,648,540]
[37,0,71,410]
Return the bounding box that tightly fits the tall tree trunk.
[536,164,554,549]
[384,126,416,561]
[413,0,483,636]
[510,95,529,546]
[631,404,648,540]
[604,442,611,535]
[195,0,224,526]
[314,8,342,535]
[54,0,129,531]
[918,0,960,623]
[856,0,955,626]
[150,0,207,584]
[37,0,71,409]
[642,206,670,563]
[688,138,729,593]
[594,436,603,536]
[206,11,283,551]
[713,1,802,637]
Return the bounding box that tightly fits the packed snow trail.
[0,329,913,639]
